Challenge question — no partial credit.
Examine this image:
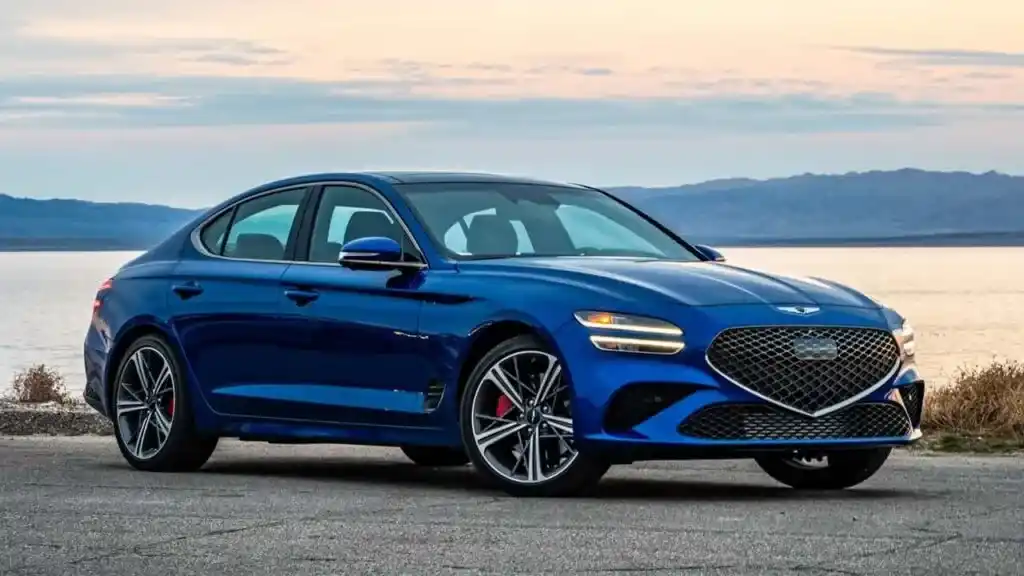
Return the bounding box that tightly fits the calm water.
[1,248,1022,395]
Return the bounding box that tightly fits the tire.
[110,334,218,472]
[399,445,470,467]
[459,334,610,497]
[755,447,892,490]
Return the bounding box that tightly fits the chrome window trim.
[702,324,902,419]
[189,180,430,269]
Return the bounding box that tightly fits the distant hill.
[608,168,1024,246]
[0,195,200,251]
[2,168,1023,251]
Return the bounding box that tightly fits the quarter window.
[199,210,232,255]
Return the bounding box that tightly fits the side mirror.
[694,244,726,262]
[339,236,424,271]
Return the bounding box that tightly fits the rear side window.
[199,210,232,255]
[198,187,307,260]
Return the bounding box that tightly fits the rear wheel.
[755,448,892,490]
[399,445,469,467]
[111,334,218,472]
[459,334,609,497]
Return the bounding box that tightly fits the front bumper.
[554,306,924,459]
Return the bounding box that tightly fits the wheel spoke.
[134,412,152,455]
[484,366,524,411]
[476,414,516,425]
[475,421,528,450]
[546,420,572,445]
[505,366,537,397]
[120,384,144,404]
[116,399,147,416]
[152,409,172,438]
[525,429,545,482]
[542,414,574,435]
[535,362,562,405]
[151,362,172,397]
[131,351,154,398]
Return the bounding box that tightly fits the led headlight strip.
[893,320,915,359]
[574,311,685,355]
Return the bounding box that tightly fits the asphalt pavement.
[1,436,1021,575]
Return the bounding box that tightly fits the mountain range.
[2,168,1023,251]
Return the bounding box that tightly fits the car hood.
[458,257,881,309]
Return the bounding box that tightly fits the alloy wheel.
[470,350,577,484]
[115,346,175,460]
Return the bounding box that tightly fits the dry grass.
[7,364,75,406]
[921,360,1024,451]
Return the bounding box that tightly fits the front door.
[168,186,312,417]
[274,184,434,427]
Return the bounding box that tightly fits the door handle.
[171,282,204,299]
[284,288,319,305]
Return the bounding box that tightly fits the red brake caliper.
[168,397,174,417]
[496,394,514,418]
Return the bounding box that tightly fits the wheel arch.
[103,318,176,411]
[454,315,567,416]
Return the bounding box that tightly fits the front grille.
[706,326,900,415]
[678,402,912,441]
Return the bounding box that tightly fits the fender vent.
[424,379,445,411]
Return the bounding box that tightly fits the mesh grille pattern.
[706,326,900,414]
[678,402,911,441]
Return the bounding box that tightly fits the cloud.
[0,14,293,72]
[0,73,992,135]
[837,46,1024,69]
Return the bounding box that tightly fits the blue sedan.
[83,172,924,497]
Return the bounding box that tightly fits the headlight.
[574,311,684,354]
[573,311,682,336]
[893,320,915,359]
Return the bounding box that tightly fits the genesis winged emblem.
[775,305,821,315]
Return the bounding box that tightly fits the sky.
[1,0,1023,207]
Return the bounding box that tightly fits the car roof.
[248,171,587,193]
[368,171,585,187]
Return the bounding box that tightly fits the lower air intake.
[678,402,911,441]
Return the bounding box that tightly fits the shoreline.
[1,402,1018,456]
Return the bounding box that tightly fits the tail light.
[93,278,114,314]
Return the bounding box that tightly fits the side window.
[218,188,306,260]
[307,185,419,263]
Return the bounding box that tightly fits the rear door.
[272,183,434,426]
[168,186,313,417]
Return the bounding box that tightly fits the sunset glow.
[1,0,1022,204]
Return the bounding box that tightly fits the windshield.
[395,182,702,261]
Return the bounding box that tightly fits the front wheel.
[755,447,892,490]
[459,335,609,497]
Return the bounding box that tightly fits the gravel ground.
[0,402,112,436]
[2,436,1023,575]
